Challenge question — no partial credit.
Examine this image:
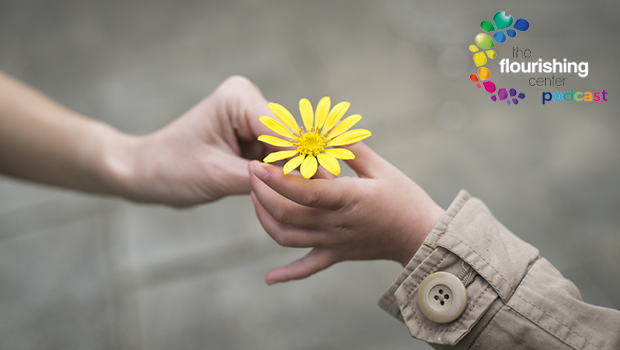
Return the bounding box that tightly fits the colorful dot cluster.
[469,11,529,105]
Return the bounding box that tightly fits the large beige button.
[417,272,467,323]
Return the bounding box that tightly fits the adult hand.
[249,142,446,284]
[103,76,274,206]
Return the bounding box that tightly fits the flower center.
[294,128,326,157]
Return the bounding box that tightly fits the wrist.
[394,197,446,267]
[87,122,143,200]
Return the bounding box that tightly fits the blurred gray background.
[1,0,619,349]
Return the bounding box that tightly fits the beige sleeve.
[378,190,620,350]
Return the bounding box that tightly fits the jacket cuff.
[378,190,540,346]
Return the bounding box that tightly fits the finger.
[251,161,350,209]
[312,166,337,180]
[250,162,327,228]
[265,248,336,284]
[251,192,326,248]
[262,163,334,180]
[338,142,393,179]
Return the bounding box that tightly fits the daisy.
[258,97,371,178]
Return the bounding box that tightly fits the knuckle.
[213,75,257,105]
[275,234,294,247]
[324,177,355,209]
[347,179,367,205]
[271,207,291,225]
[304,189,323,208]
[221,75,255,91]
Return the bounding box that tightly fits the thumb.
[210,151,252,197]
[265,248,336,285]
[339,142,393,179]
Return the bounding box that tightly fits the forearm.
[0,71,137,196]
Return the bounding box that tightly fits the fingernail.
[266,279,276,286]
[254,164,268,180]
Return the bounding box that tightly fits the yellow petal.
[259,116,295,138]
[299,98,314,132]
[327,114,362,139]
[323,148,355,160]
[321,101,350,135]
[268,102,300,132]
[263,150,298,163]
[317,153,341,176]
[314,96,330,131]
[300,155,318,179]
[283,154,305,175]
[258,135,294,147]
[328,129,371,146]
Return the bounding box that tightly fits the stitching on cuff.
[404,251,451,310]
[442,231,514,296]
[445,284,492,337]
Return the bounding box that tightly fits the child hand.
[249,142,445,285]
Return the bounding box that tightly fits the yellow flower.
[258,97,371,179]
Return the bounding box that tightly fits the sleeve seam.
[467,302,502,350]
[509,294,600,350]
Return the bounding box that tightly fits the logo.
[469,11,529,105]
[470,11,607,105]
